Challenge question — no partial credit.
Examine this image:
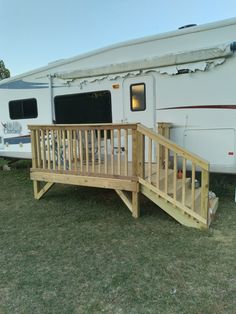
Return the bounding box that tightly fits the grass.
[0,163,236,313]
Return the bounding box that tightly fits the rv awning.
[55,42,234,80]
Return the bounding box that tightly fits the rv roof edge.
[1,17,236,83]
[56,42,234,80]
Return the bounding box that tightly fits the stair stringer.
[140,183,208,230]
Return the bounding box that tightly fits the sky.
[1,0,236,76]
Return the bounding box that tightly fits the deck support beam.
[115,188,140,218]
[132,191,140,218]
[33,180,54,200]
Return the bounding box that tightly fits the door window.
[130,83,146,111]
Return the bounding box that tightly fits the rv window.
[9,98,38,120]
[54,90,112,124]
[130,83,146,111]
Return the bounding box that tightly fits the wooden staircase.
[28,123,219,229]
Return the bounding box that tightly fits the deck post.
[132,128,138,177]
[201,168,209,223]
[132,190,140,218]
[33,180,41,199]
[137,129,145,179]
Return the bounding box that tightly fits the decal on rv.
[0,79,48,89]
[2,121,22,134]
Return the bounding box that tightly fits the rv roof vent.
[178,24,197,30]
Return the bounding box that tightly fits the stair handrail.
[137,124,209,171]
[137,123,210,226]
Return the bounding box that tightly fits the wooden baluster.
[110,129,114,175]
[164,147,168,195]
[67,129,72,170]
[85,130,89,173]
[173,152,177,205]
[62,129,66,170]
[52,130,56,170]
[73,130,77,172]
[79,130,83,172]
[201,168,209,221]
[182,158,186,205]
[117,129,121,175]
[191,163,196,211]
[125,129,128,176]
[104,129,108,174]
[98,129,101,174]
[46,129,51,170]
[132,129,138,177]
[156,142,160,189]
[41,129,46,169]
[35,129,41,168]
[148,138,152,183]
[137,132,144,179]
[91,129,95,173]
[31,130,37,168]
[57,129,61,171]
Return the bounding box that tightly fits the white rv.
[1,17,236,173]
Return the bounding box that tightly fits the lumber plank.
[115,189,132,212]
[141,184,207,229]
[139,177,207,225]
[30,171,138,192]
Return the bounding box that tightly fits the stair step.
[208,197,219,225]
[167,177,191,200]
[185,187,201,213]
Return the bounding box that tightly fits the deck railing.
[137,124,209,226]
[29,123,210,227]
[29,123,138,179]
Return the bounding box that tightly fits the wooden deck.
[29,123,218,229]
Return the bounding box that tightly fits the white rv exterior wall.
[0,18,236,172]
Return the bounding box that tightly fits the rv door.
[123,75,155,128]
